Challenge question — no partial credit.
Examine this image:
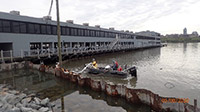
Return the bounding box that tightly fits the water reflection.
[183,43,187,53]
[87,74,138,87]
[63,43,200,107]
[62,48,161,70]
[51,83,151,112]
[0,69,53,93]
[0,69,151,112]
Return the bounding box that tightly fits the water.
[0,69,151,112]
[0,43,200,110]
[62,43,200,106]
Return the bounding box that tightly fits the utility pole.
[56,0,62,66]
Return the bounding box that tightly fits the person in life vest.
[117,66,123,71]
[112,60,119,70]
[92,58,98,69]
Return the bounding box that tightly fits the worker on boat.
[112,60,119,70]
[56,62,60,69]
[117,66,122,71]
[92,58,98,69]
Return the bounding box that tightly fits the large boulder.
[40,98,50,106]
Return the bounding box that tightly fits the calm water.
[63,43,200,106]
[0,69,151,112]
[0,43,200,111]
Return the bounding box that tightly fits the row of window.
[156,42,161,44]
[136,36,155,40]
[156,38,161,40]
[0,19,158,40]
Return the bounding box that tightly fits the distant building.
[192,31,198,37]
[163,28,199,38]
[183,28,187,35]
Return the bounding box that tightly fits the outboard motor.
[128,66,137,77]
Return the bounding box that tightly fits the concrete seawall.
[0,62,199,112]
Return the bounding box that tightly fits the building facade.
[0,11,161,58]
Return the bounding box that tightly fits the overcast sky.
[0,0,200,35]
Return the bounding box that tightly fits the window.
[156,38,160,40]
[0,20,2,32]
[96,31,100,37]
[89,30,93,36]
[74,28,78,36]
[111,33,114,38]
[20,22,27,33]
[2,20,11,32]
[93,30,96,37]
[109,32,112,38]
[12,22,20,33]
[123,34,126,38]
[28,23,34,33]
[61,27,66,35]
[136,36,155,40]
[100,31,104,37]
[84,29,89,36]
[70,28,73,36]
[79,29,84,36]
[90,30,95,37]
[52,26,57,35]
[34,24,40,34]
[71,28,77,36]
[105,32,108,37]
[125,35,128,38]
[113,33,115,38]
[128,35,131,39]
[119,34,122,38]
[81,29,84,36]
[46,25,51,34]
[41,25,47,34]
[77,29,81,36]
[66,27,70,35]
[131,35,134,39]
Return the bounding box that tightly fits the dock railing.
[0,44,138,63]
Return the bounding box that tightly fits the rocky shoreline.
[0,84,53,112]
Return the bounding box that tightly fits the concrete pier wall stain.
[0,62,199,112]
[116,84,126,97]
[106,82,119,96]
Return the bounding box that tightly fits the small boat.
[86,65,137,78]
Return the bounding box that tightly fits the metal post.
[41,42,43,55]
[10,50,13,62]
[52,42,55,54]
[1,50,5,63]
[48,48,51,58]
[61,97,65,112]
[37,48,40,59]
[56,0,62,66]
[194,99,197,112]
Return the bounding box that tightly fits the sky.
[0,0,200,35]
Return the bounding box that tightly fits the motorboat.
[86,64,137,78]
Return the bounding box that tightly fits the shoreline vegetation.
[161,37,200,43]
